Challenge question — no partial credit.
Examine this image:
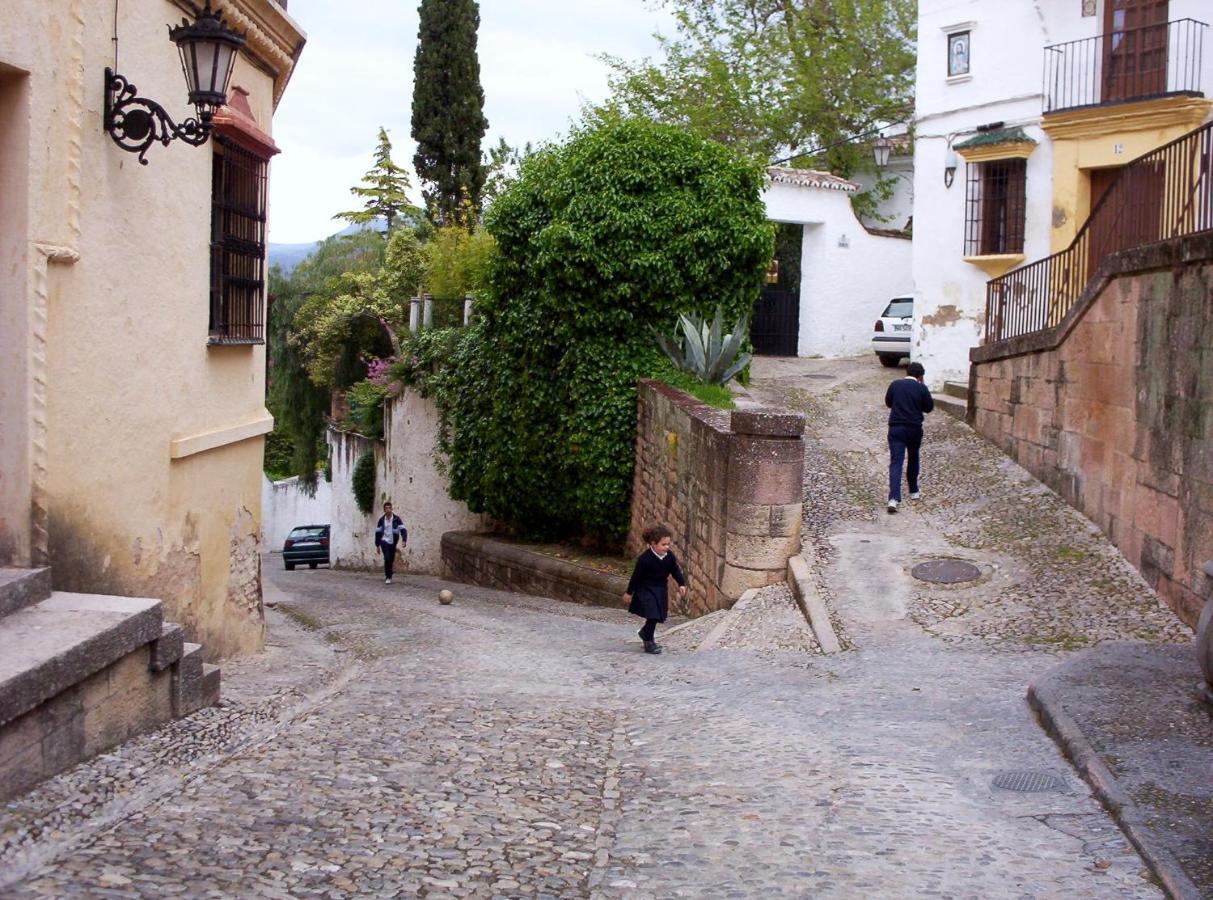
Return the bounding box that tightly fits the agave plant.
[653,306,752,386]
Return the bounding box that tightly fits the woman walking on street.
[624,525,687,655]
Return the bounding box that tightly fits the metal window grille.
[965,159,1027,256]
[209,138,267,344]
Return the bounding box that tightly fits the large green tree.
[412,0,489,228]
[435,117,773,544]
[600,0,915,177]
[335,127,418,235]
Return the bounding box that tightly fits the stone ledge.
[0,567,52,620]
[150,623,185,672]
[730,405,805,438]
[442,533,629,609]
[0,592,164,728]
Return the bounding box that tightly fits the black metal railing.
[1043,18,1207,114]
[986,119,1213,343]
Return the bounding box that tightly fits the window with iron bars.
[209,138,267,344]
[964,158,1027,256]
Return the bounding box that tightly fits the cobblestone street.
[0,356,1193,898]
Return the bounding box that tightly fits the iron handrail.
[985,119,1213,344]
[1043,18,1207,114]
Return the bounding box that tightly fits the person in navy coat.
[624,524,687,655]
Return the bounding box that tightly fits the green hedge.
[434,118,772,544]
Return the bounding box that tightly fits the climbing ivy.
[352,448,377,516]
[435,117,773,544]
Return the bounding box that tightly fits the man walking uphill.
[885,361,933,514]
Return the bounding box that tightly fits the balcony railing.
[1043,18,1207,114]
[985,119,1213,344]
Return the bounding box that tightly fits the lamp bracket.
[103,68,212,166]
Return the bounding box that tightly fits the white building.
[759,166,913,359]
[912,0,1212,386]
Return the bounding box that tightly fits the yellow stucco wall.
[0,0,303,659]
[1045,97,1213,252]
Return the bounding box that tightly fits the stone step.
[0,567,52,620]
[0,592,163,728]
[934,393,968,421]
[942,380,970,400]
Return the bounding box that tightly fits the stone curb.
[787,554,841,654]
[1027,674,1202,900]
[697,588,759,650]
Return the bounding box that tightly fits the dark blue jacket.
[626,548,686,623]
[885,377,934,427]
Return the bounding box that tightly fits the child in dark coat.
[624,524,687,655]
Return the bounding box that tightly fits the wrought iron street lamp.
[872,134,893,169]
[103,2,246,165]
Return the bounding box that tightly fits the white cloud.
[267,0,673,243]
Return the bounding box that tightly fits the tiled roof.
[953,127,1037,150]
[766,167,859,193]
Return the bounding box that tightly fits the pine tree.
[335,127,414,235]
[411,0,488,228]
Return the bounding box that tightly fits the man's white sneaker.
[909,491,922,500]
[887,499,899,514]
[385,577,392,585]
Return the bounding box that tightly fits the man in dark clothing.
[885,361,934,514]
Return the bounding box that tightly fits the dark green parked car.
[283,525,330,570]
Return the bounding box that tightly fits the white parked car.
[872,296,913,367]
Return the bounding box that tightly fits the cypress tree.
[411,0,488,228]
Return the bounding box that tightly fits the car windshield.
[289,527,326,539]
[883,299,913,318]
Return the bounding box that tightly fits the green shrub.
[347,379,390,439]
[352,448,377,515]
[424,225,496,299]
[653,306,751,386]
[659,369,737,410]
[437,117,773,543]
[262,427,296,481]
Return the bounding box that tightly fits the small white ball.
[438,589,454,605]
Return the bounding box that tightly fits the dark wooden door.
[1086,162,1164,276]
[1087,166,1121,275]
[1103,0,1169,102]
[752,288,800,356]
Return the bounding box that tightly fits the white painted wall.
[763,179,913,358]
[262,476,332,551]
[851,155,915,232]
[328,390,487,575]
[912,0,1213,387]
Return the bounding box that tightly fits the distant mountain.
[268,220,387,275]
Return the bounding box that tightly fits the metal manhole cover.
[992,770,1066,793]
[911,559,982,584]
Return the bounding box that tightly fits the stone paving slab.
[1028,641,1213,899]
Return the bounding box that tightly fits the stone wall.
[441,533,628,608]
[969,234,1213,627]
[628,381,804,617]
[328,389,487,575]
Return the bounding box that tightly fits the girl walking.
[624,525,687,655]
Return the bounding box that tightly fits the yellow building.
[0,0,305,658]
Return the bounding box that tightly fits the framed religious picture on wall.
[948,31,971,77]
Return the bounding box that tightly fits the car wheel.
[309,562,317,569]
[285,562,295,571]
[878,353,901,368]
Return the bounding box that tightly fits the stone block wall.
[970,235,1213,627]
[628,381,804,617]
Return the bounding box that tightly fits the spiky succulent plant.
[653,306,751,386]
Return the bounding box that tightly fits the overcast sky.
[267,0,674,244]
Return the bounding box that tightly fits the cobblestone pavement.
[0,355,1192,898]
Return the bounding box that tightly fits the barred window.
[964,158,1026,256]
[209,138,267,343]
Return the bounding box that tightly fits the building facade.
[0,0,305,658]
[912,0,1211,385]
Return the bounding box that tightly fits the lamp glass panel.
[191,43,221,93]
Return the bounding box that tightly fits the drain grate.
[911,559,982,584]
[806,373,835,380]
[992,770,1066,793]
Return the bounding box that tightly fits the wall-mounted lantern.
[872,134,893,169]
[943,146,958,188]
[103,2,246,165]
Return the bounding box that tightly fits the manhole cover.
[806,373,835,380]
[992,770,1066,793]
[911,559,982,584]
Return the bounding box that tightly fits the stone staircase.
[0,567,219,802]
[934,380,970,421]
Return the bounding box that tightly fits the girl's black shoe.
[643,640,663,655]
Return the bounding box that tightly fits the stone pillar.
[408,297,421,333]
[463,294,474,326]
[1198,560,1213,708]
[422,294,433,329]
